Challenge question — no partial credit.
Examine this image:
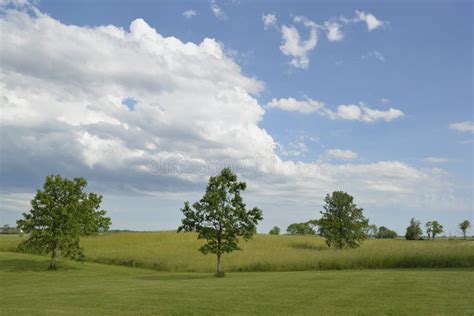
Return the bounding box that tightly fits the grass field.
[1,251,473,315]
[2,232,473,272]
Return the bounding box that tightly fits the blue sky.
[0,0,472,235]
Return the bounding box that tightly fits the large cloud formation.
[0,7,459,223]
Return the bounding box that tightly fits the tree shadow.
[136,273,212,281]
[0,257,78,272]
[290,242,328,251]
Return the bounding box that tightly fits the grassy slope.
[1,251,473,315]
[2,232,473,272]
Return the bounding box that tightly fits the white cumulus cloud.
[0,7,460,219]
[333,104,403,122]
[280,16,318,69]
[324,21,343,42]
[355,10,385,31]
[449,121,474,133]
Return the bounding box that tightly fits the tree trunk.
[215,225,223,276]
[216,253,221,275]
[463,231,466,240]
[49,247,57,270]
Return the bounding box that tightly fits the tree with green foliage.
[430,221,443,239]
[425,221,433,239]
[16,175,111,269]
[375,226,398,239]
[316,191,369,249]
[425,220,444,240]
[269,226,281,235]
[459,220,471,240]
[405,218,422,240]
[286,222,316,235]
[178,168,263,277]
[365,224,378,238]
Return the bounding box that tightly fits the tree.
[269,226,281,235]
[16,175,111,269]
[286,222,316,235]
[426,220,444,240]
[178,168,263,277]
[365,224,378,238]
[431,221,443,239]
[375,226,397,239]
[405,218,422,240]
[425,221,433,239]
[459,220,471,240]
[316,191,369,249]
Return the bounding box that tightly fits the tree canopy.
[286,222,316,235]
[405,218,422,240]
[316,191,369,249]
[17,175,111,269]
[178,167,263,276]
[269,226,281,235]
[365,224,378,238]
[459,220,471,240]
[375,226,398,239]
[425,220,443,240]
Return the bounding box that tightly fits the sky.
[0,0,472,235]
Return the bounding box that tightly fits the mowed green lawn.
[2,232,473,272]
[1,251,473,315]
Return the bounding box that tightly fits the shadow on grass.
[290,242,328,251]
[136,273,213,281]
[0,257,78,272]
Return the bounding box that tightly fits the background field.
[1,251,473,315]
[1,232,473,272]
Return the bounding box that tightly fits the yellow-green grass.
[1,251,473,315]
[2,232,473,272]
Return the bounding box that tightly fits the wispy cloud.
[424,157,449,163]
[449,121,474,133]
[326,149,358,160]
[182,9,197,19]
[262,13,277,30]
[267,97,325,113]
[267,97,404,123]
[210,0,226,20]
[362,50,386,62]
[265,11,387,69]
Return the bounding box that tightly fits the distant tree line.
[278,214,470,242]
[1,224,22,234]
[405,218,471,241]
